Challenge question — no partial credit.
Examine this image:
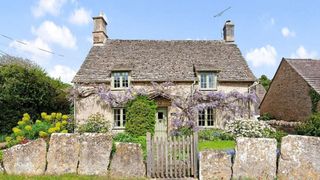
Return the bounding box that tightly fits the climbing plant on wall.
[309,89,320,113]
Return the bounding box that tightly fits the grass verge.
[198,140,235,151]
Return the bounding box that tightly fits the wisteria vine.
[72,82,257,134]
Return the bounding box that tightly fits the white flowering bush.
[226,119,275,138]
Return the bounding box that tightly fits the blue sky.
[0,0,319,83]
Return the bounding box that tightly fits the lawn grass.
[0,174,146,180]
[198,140,235,151]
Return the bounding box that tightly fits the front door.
[155,108,168,138]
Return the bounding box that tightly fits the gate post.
[193,131,198,178]
[146,132,152,178]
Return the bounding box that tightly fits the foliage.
[112,133,147,159]
[296,113,320,137]
[199,128,235,141]
[226,119,276,138]
[258,113,274,121]
[198,140,235,151]
[77,113,110,133]
[0,150,2,162]
[0,55,71,134]
[125,96,157,136]
[267,129,288,143]
[5,112,72,147]
[309,89,320,113]
[259,75,271,90]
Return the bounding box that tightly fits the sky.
[0,0,319,83]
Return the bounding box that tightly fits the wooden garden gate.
[146,132,198,178]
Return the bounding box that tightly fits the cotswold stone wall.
[200,135,320,180]
[1,133,145,178]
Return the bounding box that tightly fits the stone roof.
[285,58,320,94]
[73,39,256,83]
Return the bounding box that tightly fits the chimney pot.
[92,12,108,45]
[223,20,234,43]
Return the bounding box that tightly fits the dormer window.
[199,72,217,90]
[112,72,129,89]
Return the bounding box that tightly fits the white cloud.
[9,38,52,65]
[246,45,277,67]
[32,21,77,49]
[281,27,296,38]
[69,7,91,25]
[290,46,318,59]
[49,65,76,83]
[32,0,68,18]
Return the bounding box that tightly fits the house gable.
[260,59,313,121]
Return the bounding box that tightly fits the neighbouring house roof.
[285,58,320,94]
[72,40,256,83]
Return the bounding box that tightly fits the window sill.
[199,88,217,91]
[111,87,130,91]
[112,127,125,130]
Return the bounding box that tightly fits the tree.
[0,55,71,134]
[259,75,271,90]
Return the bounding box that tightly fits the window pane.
[122,109,126,126]
[208,73,214,88]
[200,74,207,89]
[114,109,121,127]
[113,73,121,88]
[207,108,214,126]
[122,72,129,88]
[198,110,205,126]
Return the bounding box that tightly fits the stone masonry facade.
[260,60,313,121]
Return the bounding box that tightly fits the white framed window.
[113,108,126,128]
[198,108,215,127]
[198,72,217,90]
[112,72,129,89]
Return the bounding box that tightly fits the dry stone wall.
[2,138,47,175]
[200,135,320,180]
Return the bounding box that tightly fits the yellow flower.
[54,127,60,132]
[55,122,61,128]
[16,136,24,142]
[51,112,57,119]
[39,131,48,138]
[48,128,56,134]
[61,130,68,133]
[62,115,68,120]
[44,115,52,121]
[61,120,68,126]
[23,113,30,119]
[41,112,47,119]
[24,125,32,131]
[5,136,12,142]
[36,120,42,124]
[56,113,62,120]
[12,127,22,135]
[22,116,30,122]
[18,121,25,126]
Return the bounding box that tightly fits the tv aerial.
[213,6,231,18]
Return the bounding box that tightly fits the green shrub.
[296,113,320,137]
[77,113,110,133]
[113,133,147,159]
[0,56,71,134]
[5,112,72,147]
[258,113,274,121]
[0,150,2,162]
[125,95,157,136]
[267,129,288,143]
[199,128,235,141]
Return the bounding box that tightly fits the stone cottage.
[72,13,257,136]
[260,58,320,121]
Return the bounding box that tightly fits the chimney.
[92,12,108,45]
[223,20,234,43]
